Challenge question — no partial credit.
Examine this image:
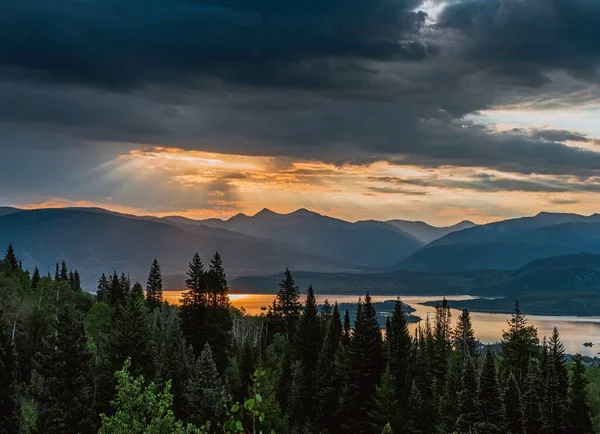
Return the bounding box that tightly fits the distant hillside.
[400,213,600,271]
[0,209,360,288]
[384,219,476,244]
[171,208,424,267]
[0,207,22,216]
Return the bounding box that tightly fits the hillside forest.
[0,243,598,434]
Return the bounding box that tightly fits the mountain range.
[4,206,600,292]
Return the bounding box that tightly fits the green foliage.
[453,308,477,359]
[369,368,401,433]
[476,348,507,434]
[33,305,94,434]
[523,358,544,434]
[501,300,539,386]
[3,243,19,273]
[0,311,20,434]
[505,373,525,434]
[543,327,568,433]
[269,268,302,340]
[457,357,479,433]
[186,343,225,427]
[569,354,594,434]
[99,359,205,434]
[223,370,273,434]
[146,258,164,309]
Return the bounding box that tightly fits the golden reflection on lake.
[163,291,600,357]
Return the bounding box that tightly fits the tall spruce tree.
[0,312,20,434]
[204,252,232,373]
[505,373,525,434]
[315,303,343,433]
[3,243,19,273]
[59,261,68,282]
[33,306,94,434]
[388,299,412,406]
[568,354,594,434]
[544,327,568,433]
[109,293,153,379]
[457,356,479,433]
[501,300,539,386]
[185,343,225,427]
[271,268,302,341]
[439,350,463,433]
[97,273,109,303]
[294,285,321,425]
[369,368,401,433]
[31,265,41,289]
[180,252,207,357]
[146,258,164,309]
[71,270,82,292]
[453,308,477,359]
[54,263,60,281]
[476,348,506,434]
[522,359,544,434]
[345,294,383,433]
[342,309,351,347]
[406,381,425,434]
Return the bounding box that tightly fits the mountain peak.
[254,208,278,217]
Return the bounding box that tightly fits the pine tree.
[68,271,75,290]
[505,373,525,434]
[33,306,94,434]
[522,359,544,434]
[97,273,109,303]
[345,294,383,433]
[568,354,594,434]
[146,258,164,309]
[180,253,208,358]
[544,327,568,433]
[433,298,452,391]
[342,309,351,347]
[439,350,463,433]
[294,285,322,425]
[237,340,255,402]
[476,348,506,434]
[204,252,232,372]
[388,299,412,406]
[3,243,19,273]
[185,343,225,427]
[457,356,479,433]
[271,268,302,341]
[55,263,60,281]
[0,312,20,434]
[369,368,401,433]
[406,381,425,434]
[501,300,539,387]
[72,270,82,291]
[287,360,306,431]
[108,271,125,306]
[32,265,41,289]
[453,308,477,359]
[131,282,144,301]
[315,303,343,433]
[59,261,68,282]
[333,340,353,431]
[109,294,153,379]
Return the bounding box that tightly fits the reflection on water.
[163,291,600,357]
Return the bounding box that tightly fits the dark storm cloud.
[0,0,430,90]
[2,0,600,205]
[438,0,600,83]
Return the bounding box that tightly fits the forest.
[0,242,598,434]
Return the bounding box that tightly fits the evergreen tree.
[131,282,144,301]
[522,359,544,434]
[237,340,255,402]
[333,340,353,431]
[433,298,452,390]
[345,294,383,433]
[543,327,568,433]
[286,360,306,431]
[59,261,68,282]
[69,271,75,290]
[568,354,594,434]
[457,356,479,433]
[32,265,41,289]
[55,263,60,281]
[342,309,351,347]
[453,308,477,359]
[439,350,463,433]
[505,373,525,434]
[294,285,322,425]
[315,303,343,433]
[33,306,94,434]
[97,273,109,303]
[72,270,82,291]
[146,258,164,309]
[388,299,412,406]
[108,271,125,306]
[185,343,225,427]
[3,243,19,273]
[109,294,153,379]
[369,368,401,433]
[0,312,20,434]
[501,300,538,386]
[476,348,506,434]
[271,268,302,340]
[406,381,425,434]
[204,252,232,372]
[180,253,207,355]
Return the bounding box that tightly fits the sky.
[2,0,600,225]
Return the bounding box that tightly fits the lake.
[164,291,600,357]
